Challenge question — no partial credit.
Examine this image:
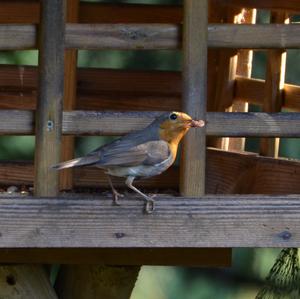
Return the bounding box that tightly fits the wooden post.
[34,0,65,196]
[60,0,79,190]
[55,266,140,299]
[181,0,207,196]
[0,265,58,299]
[259,12,288,158]
[0,1,64,298]
[228,8,256,151]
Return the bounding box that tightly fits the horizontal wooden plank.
[1,110,300,137]
[2,148,300,195]
[235,76,300,110]
[1,195,300,247]
[1,1,299,25]
[2,67,300,112]
[1,24,300,50]
[0,66,181,111]
[0,248,230,266]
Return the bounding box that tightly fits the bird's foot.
[144,196,155,214]
[112,190,124,206]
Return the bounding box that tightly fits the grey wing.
[98,140,171,167]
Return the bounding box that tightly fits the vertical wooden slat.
[208,7,238,150]
[34,0,65,196]
[259,12,288,158]
[228,8,256,151]
[60,0,79,190]
[181,0,208,196]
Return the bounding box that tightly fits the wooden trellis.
[0,0,300,298]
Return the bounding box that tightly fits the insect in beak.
[189,119,205,128]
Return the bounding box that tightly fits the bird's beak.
[189,119,205,128]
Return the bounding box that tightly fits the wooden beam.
[1,66,300,112]
[60,0,79,190]
[0,248,231,266]
[3,110,300,137]
[228,8,255,151]
[55,265,140,299]
[2,148,300,195]
[181,0,207,196]
[1,24,300,50]
[1,195,300,247]
[260,12,288,158]
[34,0,65,196]
[0,1,299,25]
[79,3,183,24]
[0,265,58,299]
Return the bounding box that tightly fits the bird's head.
[157,112,204,145]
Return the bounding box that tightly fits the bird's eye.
[169,113,177,120]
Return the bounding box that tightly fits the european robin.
[53,111,204,213]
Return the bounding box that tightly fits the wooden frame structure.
[0,0,300,297]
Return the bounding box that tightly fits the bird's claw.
[112,190,124,206]
[144,198,155,214]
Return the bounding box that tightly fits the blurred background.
[0,0,299,298]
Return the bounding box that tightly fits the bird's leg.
[125,176,155,214]
[106,175,123,205]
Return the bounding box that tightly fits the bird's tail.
[52,155,99,170]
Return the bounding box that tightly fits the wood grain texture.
[65,23,180,50]
[55,265,140,299]
[60,0,79,190]
[3,110,300,137]
[3,148,300,195]
[181,0,207,196]
[1,1,299,25]
[1,24,300,50]
[79,3,183,24]
[0,265,57,299]
[34,0,65,196]
[227,8,255,151]
[0,248,231,266]
[0,195,300,247]
[1,66,300,111]
[260,12,287,158]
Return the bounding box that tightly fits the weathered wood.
[2,146,300,196]
[1,66,300,111]
[34,0,65,196]
[55,265,140,299]
[228,8,255,151]
[3,110,300,137]
[0,195,300,247]
[65,24,180,50]
[2,148,300,195]
[260,12,287,158]
[181,0,207,196]
[0,248,231,266]
[209,8,238,149]
[60,0,79,190]
[0,265,58,299]
[1,1,300,25]
[79,3,183,24]
[1,24,300,50]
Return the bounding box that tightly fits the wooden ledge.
[0,195,300,248]
[2,110,300,137]
[1,24,300,50]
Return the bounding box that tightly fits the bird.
[53,111,204,213]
